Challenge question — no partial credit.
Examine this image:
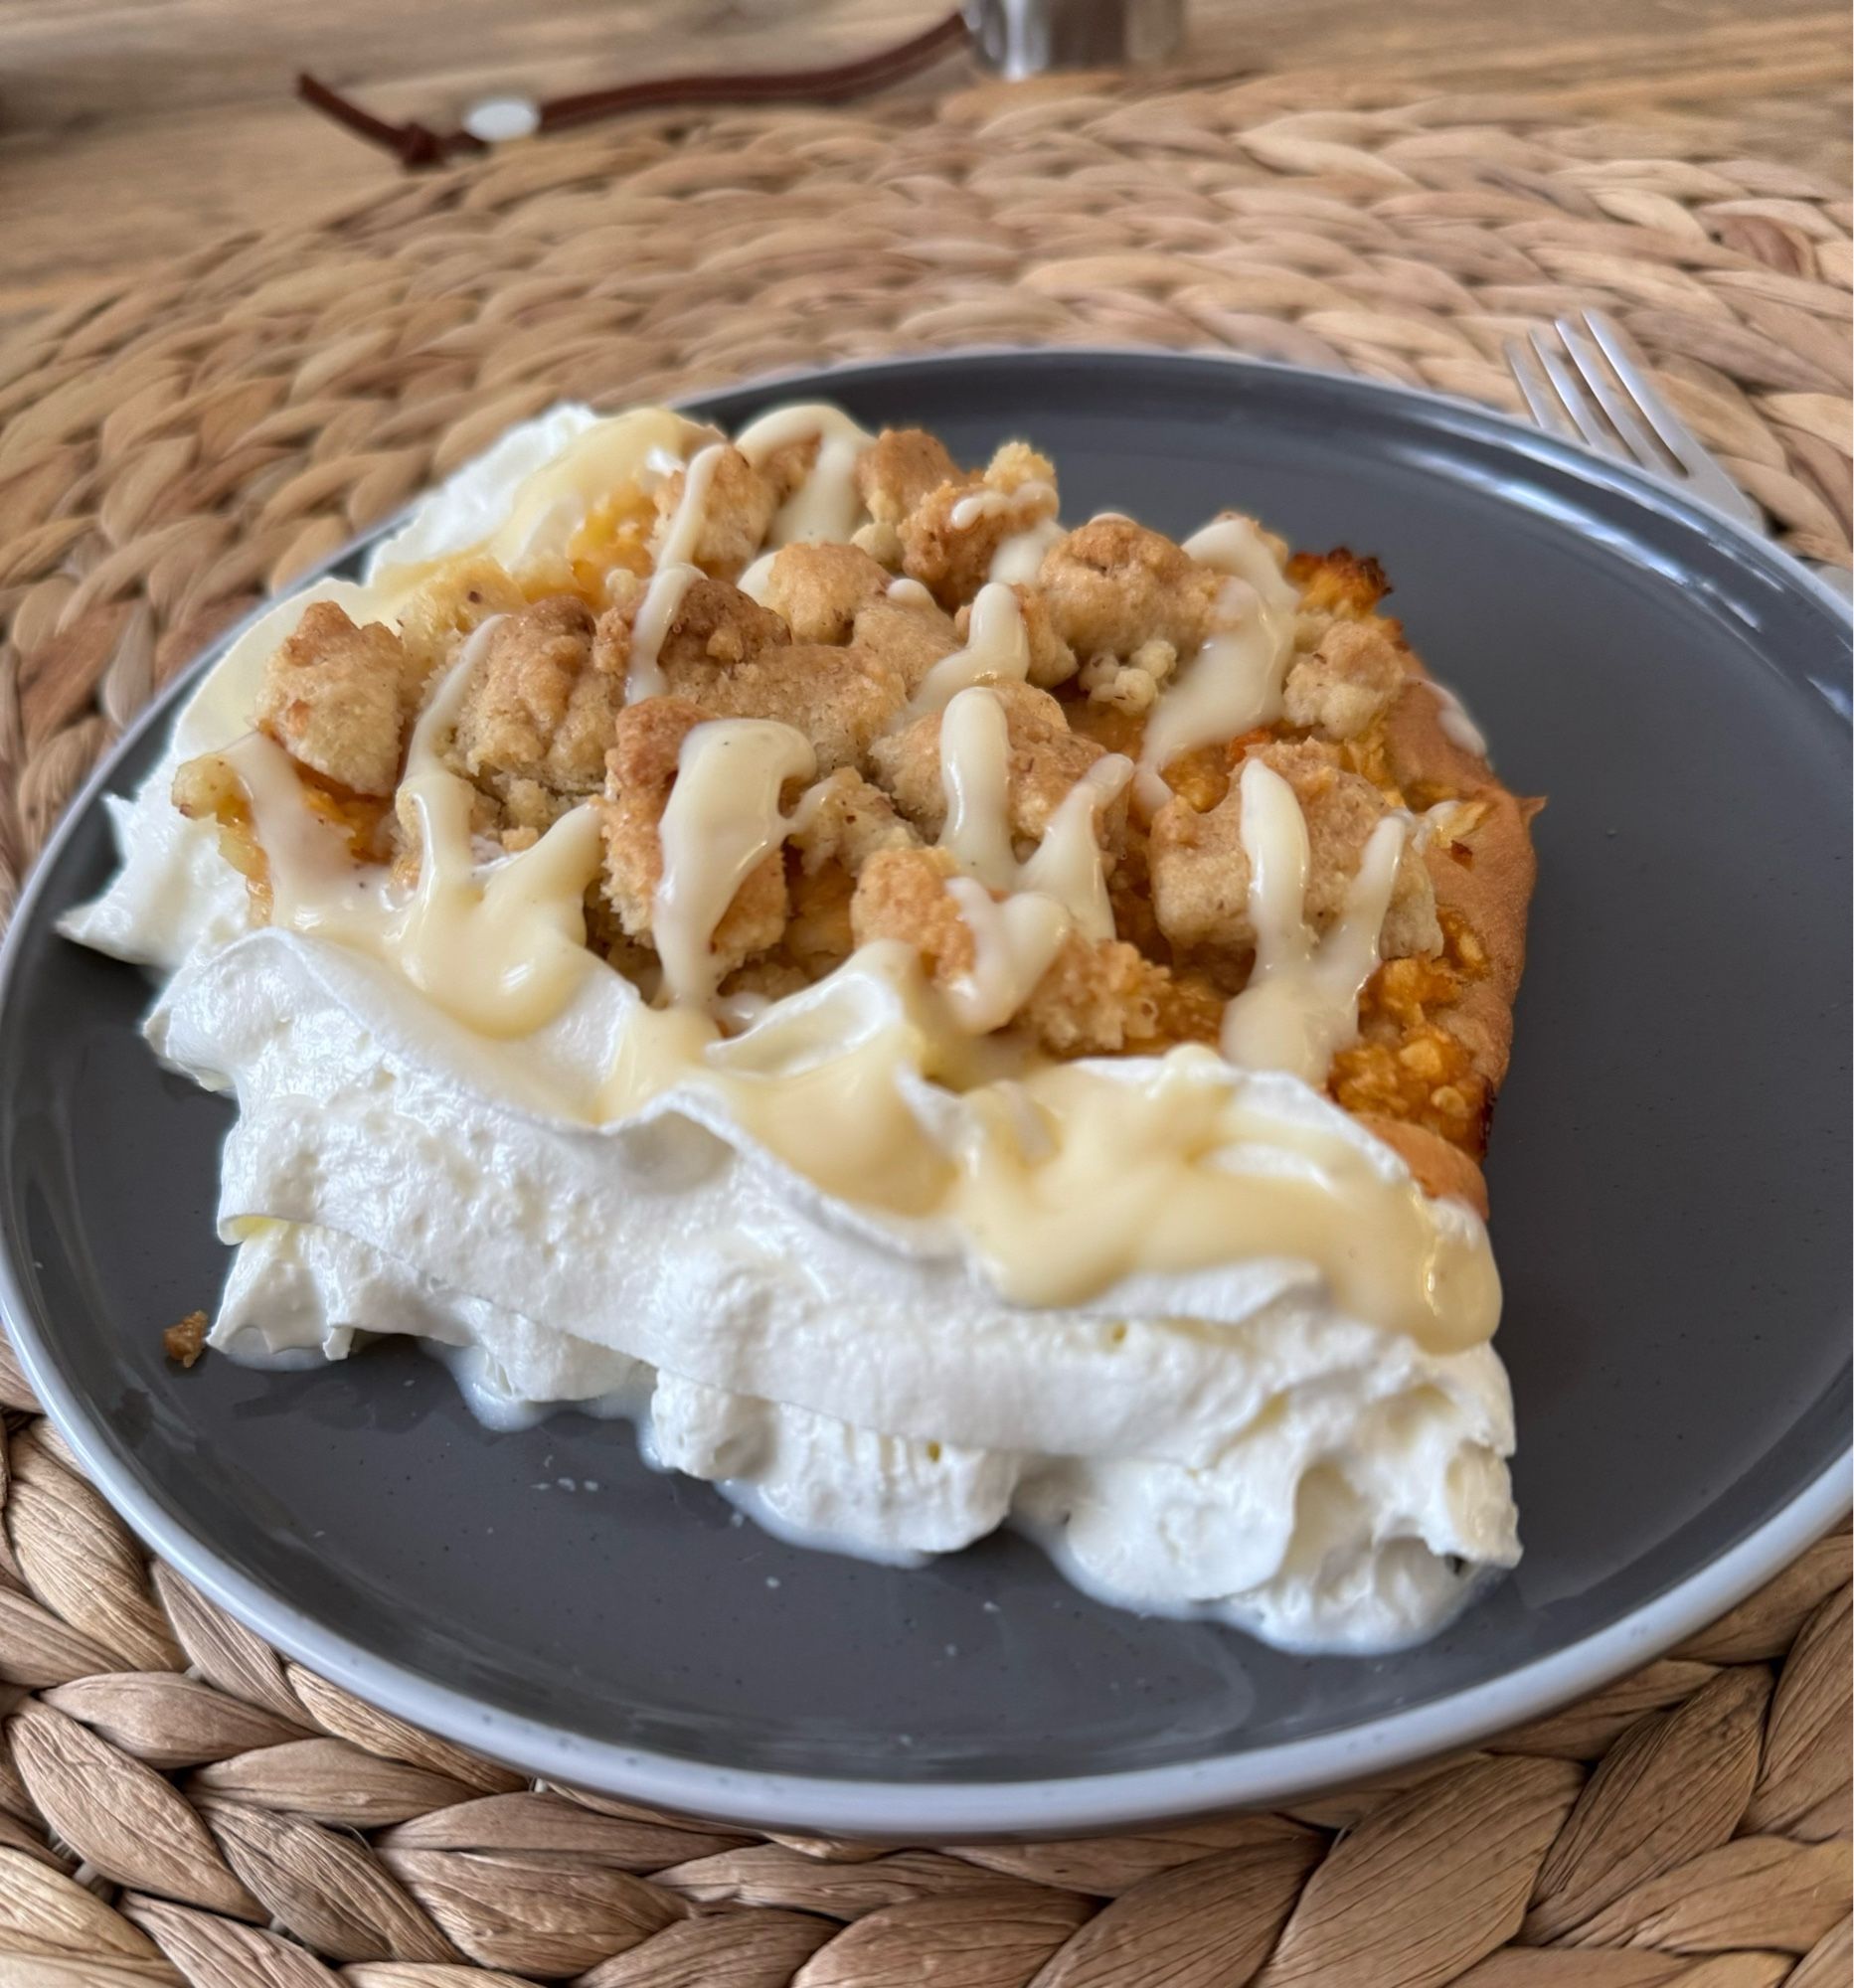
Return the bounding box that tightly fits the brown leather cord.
[296,71,485,168]
[297,8,971,168]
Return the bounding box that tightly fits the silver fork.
[1506,311,1852,601]
[1504,309,1767,532]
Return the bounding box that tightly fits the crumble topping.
[175,414,1537,1202]
[253,600,410,797]
[1149,739,1438,959]
[869,680,1117,848]
[651,444,782,579]
[1040,516,1224,661]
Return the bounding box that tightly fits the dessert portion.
[68,400,1538,1653]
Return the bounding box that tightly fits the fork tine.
[1527,329,1626,461]
[1506,317,1770,535]
[1577,312,1711,472]
[1504,337,1581,441]
[1580,310,1766,528]
[1556,318,1676,473]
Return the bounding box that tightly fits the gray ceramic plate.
[2,352,1848,1837]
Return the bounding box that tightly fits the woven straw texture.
[0,70,1850,1987]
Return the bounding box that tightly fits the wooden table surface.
[0,0,1847,332]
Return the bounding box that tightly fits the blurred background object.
[0,0,1846,334]
[967,0,1185,77]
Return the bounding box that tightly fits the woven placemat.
[0,71,1850,1988]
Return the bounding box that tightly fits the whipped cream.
[64,402,1520,1653]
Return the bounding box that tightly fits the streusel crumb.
[221,414,1536,1190]
[1149,739,1438,961]
[762,544,890,644]
[851,847,1220,1058]
[450,594,617,818]
[870,681,1115,846]
[854,428,962,527]
[396,557,526,701]
[954,582,1077,690]
[599,698,788,974]
[849,596,961,695]
[1037,517,1222,662]
[669,640,907,773]
[652,445,779,580]
[255,601,408,797]
[1282,621,1406,741]
[603,576,789,680]
[164,1310,208,1368]
[893,440,1061,607]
